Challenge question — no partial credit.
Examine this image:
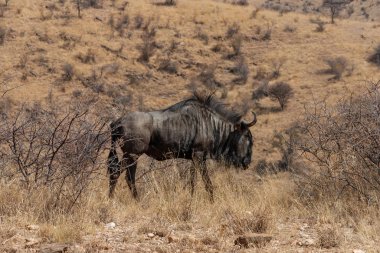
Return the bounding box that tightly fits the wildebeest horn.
[242,112,257,127]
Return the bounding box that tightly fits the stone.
[25,238,41,248]
[105,222,116,229]
[39,243,70,253]
[297,238,315,247]
[234,233,273,248]
[353,250,365,253]
[147,233,155,238]
[26,224,40,231]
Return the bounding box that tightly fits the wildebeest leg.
[123,154,138,199]
[108,148,122,198]
[189,165,196,196]
[199,163,214,202]
[193,152,214,202]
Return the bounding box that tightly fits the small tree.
[322,0,351,24]
[268,82,294,110]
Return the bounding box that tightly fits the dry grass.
[0,0,380,251]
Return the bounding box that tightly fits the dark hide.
[108,92,257,201]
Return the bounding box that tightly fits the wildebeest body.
[108,93,257,201]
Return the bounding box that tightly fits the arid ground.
[1,0,380,252]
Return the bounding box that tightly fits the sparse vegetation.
[368,44,380,67]
[226,22,240,39]
[310,17,326,32]
[323,56,348,80]
[62,63,74,81]
[0,26,5,45]
[232,0,248,6]
[270,57,286,79]
[138,26,156,63]
[267,82,294,110]
[231,35,242,56]
[195,27,209,45]
[231,56,249,84]
[283,24,297,33]
[322,0,351,24]
[297,81,380,204]
[0,0,379,251]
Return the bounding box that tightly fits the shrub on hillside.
[0,99,108,210]
[0,26,6,45]
[226,23,240,39]
[62,63,74,81]
[232,0,248,6]
[232,56,249,84]
[323,56,348,80]
[297,81,380,204]
[310,18,326,32]
[368,44,380,67]
[267,82,294,110]
[138,27,156,63]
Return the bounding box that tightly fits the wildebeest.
[108,92,257,201]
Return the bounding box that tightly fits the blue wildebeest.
[107,92,257,201]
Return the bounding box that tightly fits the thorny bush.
[296,81,380,204]
[0,98,109,211]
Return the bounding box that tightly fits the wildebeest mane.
[163,91,243,124]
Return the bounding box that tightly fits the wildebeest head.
[225,112,257,169]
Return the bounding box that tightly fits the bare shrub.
[267,82,294,110]
[223,209,272,235]
[164,0,177,6]
[79,70,105,93]
[211,43,225,53]
[283,24,296,33]
[310,18,326,32]
[115,14,129,36]
[323,56,348,80]
[82,0,103,8]
[134,14,144,29]
[158,58,178,74]
[250,8,260,19]
[0,6,5,17]
[76,49,96,64]
[318,226,340,248]
[368,44,380,67]
[138,27,156,63]
[226,23,240,39]
[232,0,248,6]
[196,64,222,89]
[62,63,74,81]
[296,81,380,204]
[231,35,243,56]
[194,27,209,45]
[254,67,269,81]
[0,26,6,45]
[155,0,176,6]
[231,56,249,84]
[252,80,269,100]
[259,24,272,41]
[0,99,108,210]
[270,57,286,79]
